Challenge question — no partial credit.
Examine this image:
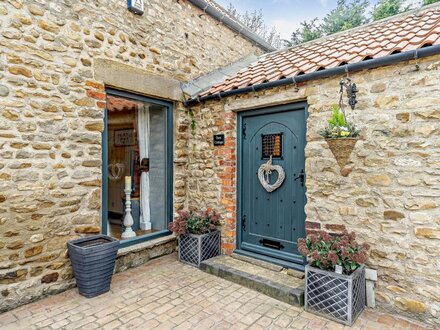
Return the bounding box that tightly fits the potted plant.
[298,230,370,326]
[168,210,221,267]
[67,235,119,298]
[320,105,360,169]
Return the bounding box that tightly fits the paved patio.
[0,254,432,330]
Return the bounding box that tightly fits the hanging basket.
[326,138,358,168]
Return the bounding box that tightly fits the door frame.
[102,88,174,249]
[236,102,308,270]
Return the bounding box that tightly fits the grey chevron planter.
[67,235,119,298]
[178,230,221,267]
[305,264,366,326]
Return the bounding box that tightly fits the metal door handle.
[294,169,305,186]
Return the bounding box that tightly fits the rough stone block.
[365,268,377,281]
[366,280,375,308]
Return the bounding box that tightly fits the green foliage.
[286,0,434,46]
[186,215,211,235]
[320,105,360,139]
[298,231,370,274]
[372,0,410,21]
[287,19,323,46]
[423,0,439,5]
[328,105,347,127]
[321,0,369,35]
[287,0,368,45]
[168,210,220,236]
[226,3,282,49]
[188,108,196,135]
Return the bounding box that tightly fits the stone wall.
[184,55,440,326]
[0,0,264,312]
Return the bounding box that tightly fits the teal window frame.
[102,88,174,249]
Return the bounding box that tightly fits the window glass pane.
[149,106,167,230]
[106,94,168,240]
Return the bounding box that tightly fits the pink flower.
[362,242,370,251]
[341,247,350,259]
[319,231,332,243]
[331,241,341,250]
[353,252,367,264]
[168,216,188,236]
[327,251,338,265]
[297,229,369,273]
[177,210,190,219]
[297,239,309,256]
[309,234,319,244]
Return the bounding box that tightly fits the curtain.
[137,104,151,230]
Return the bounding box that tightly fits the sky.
[215,0,422,40]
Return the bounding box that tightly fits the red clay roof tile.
[198,7,440,98]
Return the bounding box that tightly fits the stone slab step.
[230,252,284,272]
[200,255,304,306]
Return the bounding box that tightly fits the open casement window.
[103,90,172,245]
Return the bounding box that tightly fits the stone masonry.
[0,0,264,313]
[1,0,439,327]
[184,55,440,326]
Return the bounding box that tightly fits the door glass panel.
[262,133,283,159]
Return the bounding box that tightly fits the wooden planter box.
[178,230,221,267]
[305,264,366,326]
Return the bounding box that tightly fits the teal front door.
[238,103,307,270]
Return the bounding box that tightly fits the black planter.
[67,235,119,298]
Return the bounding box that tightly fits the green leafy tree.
[286,0,369,46]
[422,0,440,5]
[226,3,282,49]
[372,0,410,21]
[321,0,370,35]
[286,18,323,46]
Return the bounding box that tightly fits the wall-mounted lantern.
[128,0,144,15]
[340,78,358,110]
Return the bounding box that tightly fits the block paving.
[0,254,432,330]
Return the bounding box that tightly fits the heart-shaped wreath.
[257,156,285,193]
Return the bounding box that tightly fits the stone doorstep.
[200,255,305,307]
[230,252,284,272]
[230,252,305,279]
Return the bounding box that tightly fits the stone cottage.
[0,0,439,328]
[0,0,271,314]
[182,5,440,327]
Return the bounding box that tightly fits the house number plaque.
[213,134,225,146]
